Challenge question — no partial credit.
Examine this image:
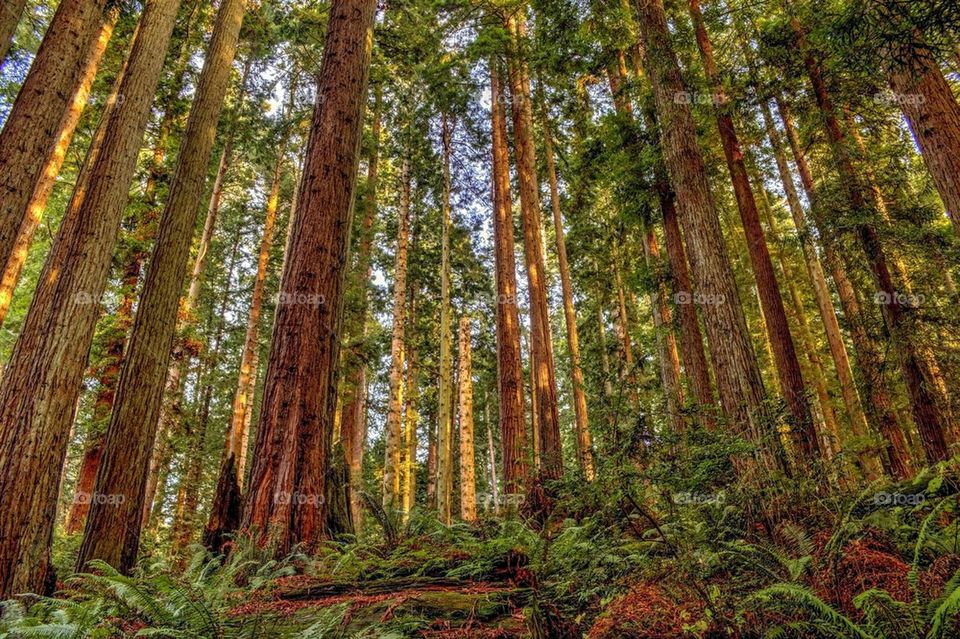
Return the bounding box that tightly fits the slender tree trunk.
[437,115,455,523]
[77,0,246,572]
[458,317,476,521]
[505,12,563,480]
[643,227,686,434]
[490,62,529,497]
[427,419,438,509]
[402,299,419,516]
[776,96,914,479]
[383,157,410,512]
[0,0,110,273]
[688,0,818,462]
[0,0,182,596]
[0,14,116,326]
[205,93,293,546]
[241,0,375,552]
[484,395,500,512]
[790,14,953,464]
[757,102,883,478]
[633,0,785,479]
[0,0,28,64]
[178,234,238,552]
[142,57,252,529]
[539,88,595,479]
[340,84,382,530]
[752,168,842,461]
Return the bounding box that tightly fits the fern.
[927,569,960,639]
[746,583,877,639]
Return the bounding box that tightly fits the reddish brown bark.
[0,14,116,326]
[539,88,595,479]
[885,51,960,237]
[505,12,563,480]
[241,0,376,552]
[78,0,246,572]
[0,0,110,275]
[490,62,529,496]
[776,97,914,479]
[0,0,183,596]
[64,433,104,534]
[633,0,785,478]
[790,14,952,464]
[0,0,28,64]
[688,0,818,462]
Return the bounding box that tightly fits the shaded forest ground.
[5,445,960,638]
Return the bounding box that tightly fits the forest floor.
[4,459,960,637]
[229,575,530,637]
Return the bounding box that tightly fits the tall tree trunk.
[757,102,883,478]
[485,398,500,513]
[885,52,960,236]
[64,431,104,534]
[605,55,686,435]
[178,233,239,552]
[437,115,455,523]
[631,76,717,427]
[643,227,686,434]
[241,0,375,552]
[205,92,293,546]
[505,11,563,480]
[688,0,818,462]
[539,88,595,479]
[0,0,28,64]
[402,296,419,516]
[427,419,438,509]
[77,0,246,572]
[340,84,382,530]
[458,316,476,521]
[0,0,110,273]
[776,96,914,479]
[633,0,785,479]
[142,57,252,530]
[790,14,953,465]
[383,157,410,512]
[751,168,842,461]
[490,62,529,497]
[63,20,197,533]
[0,0,182,596]
[0,14,116,326]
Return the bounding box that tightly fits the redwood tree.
[241,0,377,553]
[0,0,183,596]
[490,61,529,497]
